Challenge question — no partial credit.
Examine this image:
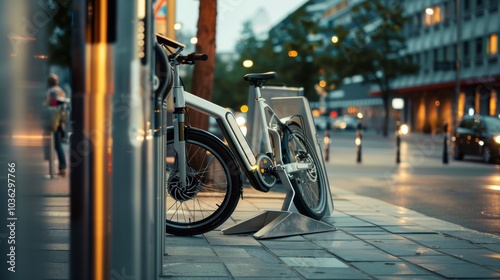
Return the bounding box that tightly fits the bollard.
[46,132,55,179]
[356,120,362,163]
[323,123,330,162]
[396,121,401,164]
[323,131,330,162]
[443,122,449,164]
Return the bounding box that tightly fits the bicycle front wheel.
[165,127,241,236]
[283,124,327,220]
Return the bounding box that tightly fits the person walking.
[46,74,69,177]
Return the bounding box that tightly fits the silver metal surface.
[222,211,335,239]
[222,164,335,239]
[270,96,335,216]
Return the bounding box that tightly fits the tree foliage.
[321,0,418,136]
[47,0,72,66]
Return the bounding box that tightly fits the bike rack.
[222,95,336,239]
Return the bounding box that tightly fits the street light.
[331,36,339,43]
[242,60,253,68]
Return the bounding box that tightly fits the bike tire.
[283,124,327,220]
[165,127,241,236]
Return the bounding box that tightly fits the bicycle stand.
[222,165,336,239]
[222,96,337,239]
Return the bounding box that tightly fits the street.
[325,130,500,236]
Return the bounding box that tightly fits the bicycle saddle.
[243,72,277,86]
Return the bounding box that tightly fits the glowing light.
[435,100,440,107]
[242,60,253,68]
[357,112,363,119]
[425,8,434,15]
[488,185,500,191]
[288,50,298,58]
[236,116,246,126]
[174,23,182,30]
[494,135,500,144]
[190,37,198,44]
[331,36,339,43]
[319,80,326,87]
[400,124,409,135]
[240,105,249,113]
[479,140,484,146]
[355,137,361,146]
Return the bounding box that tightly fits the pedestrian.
[45,74,69,177]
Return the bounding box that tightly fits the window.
[476,37,484,55]
[490,0,499,11]
[476,0,485,15]
[476,37,484,65]
[487,33,498,56]
[424,5,442,25]
[463,0,472,19]
[413,12,422,34]
[463,41,471,67]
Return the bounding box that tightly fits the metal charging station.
[222,87,335,239]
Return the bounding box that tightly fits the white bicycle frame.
[170,61,312,193]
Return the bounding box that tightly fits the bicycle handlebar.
[177,52,208,64]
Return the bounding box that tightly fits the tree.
[189,0,217,130]
[47,1,72,66]
[322,0,418,137]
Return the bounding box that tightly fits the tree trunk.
[189,0,217,130]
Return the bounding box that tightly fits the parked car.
[333,115,359,130]
[453,115,500,163]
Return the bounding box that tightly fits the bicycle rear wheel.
[165,127,241,236]
[283,124,327,220]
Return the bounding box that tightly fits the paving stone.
[212,246,253,258]
[313,240,375,250]
[164,254,221,263]
[439,248,500,266]
[280,257,348,268]
[163,262,229,277]
[371,244,440,256]
[204,231,261,246]
[381,225,437,234]
[329,248,399,262]
[244,246,282,263]
[341,227,387,233]
[226,263,298,278]
[303,230,359,241]
[351,261,433,276]
[165,235,210,246]
[354,234,409,241]
[376,276,444,280]
[269,249,333,258]
[294,267,372,279]
[260,240,322,250]
[441,231,500,244]
[403,255,470,265]
[166,246,216,257]
[415,262,500,279]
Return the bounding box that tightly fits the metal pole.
[452,0,462,134]
[396,121,401,164]
[71,1,115,279]
[443,122,449,164]
[356,119,362,163]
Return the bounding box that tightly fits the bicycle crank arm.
[282,162,313,174]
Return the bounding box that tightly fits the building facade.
[309,0,500,133]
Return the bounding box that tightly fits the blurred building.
[305,0,500,133]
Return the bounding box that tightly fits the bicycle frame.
[170,60,311,193]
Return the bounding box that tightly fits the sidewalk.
[35,133,500,279]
